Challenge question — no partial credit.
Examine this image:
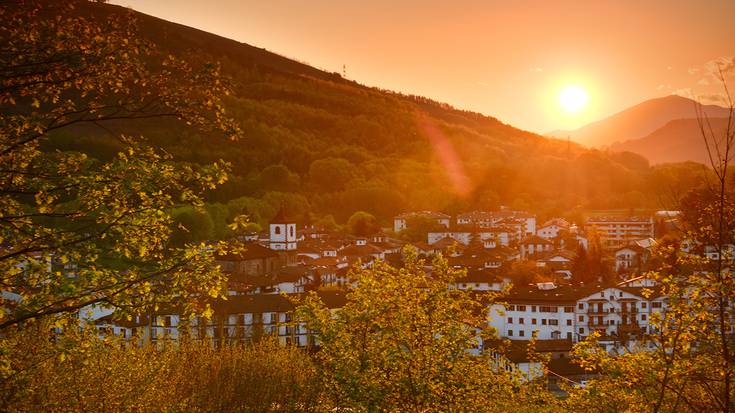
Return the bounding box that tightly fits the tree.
[295,247,558,412]
[398,215,446,242]
[170,206,215,245]
[308,157,356,192]
[346,211,380,237]
[0,1,241,331]
[258,164,300,192]
[569,64,735,412]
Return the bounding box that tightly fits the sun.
[559,85,589,113]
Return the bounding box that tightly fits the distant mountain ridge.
[611,117,730,165]
[549,95,730,148]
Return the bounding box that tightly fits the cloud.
[688,67,700,75]
[705,56,735,77]
[657,84,671,91]
[672,88,693,98]
[529,67,543,72]
[699,93,728,104]
[698,78,710,86]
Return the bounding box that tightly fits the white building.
[269,210,297,251]
[585,216,654,250]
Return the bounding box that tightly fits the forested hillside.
[46,2,707,232]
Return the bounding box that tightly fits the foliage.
[24,2,714,226]
[0,320,323,412]
[346,211,381,236]
[398,215,447,242]
[295,247,560,412]
[567,70,735,413]
[0,0,240,332]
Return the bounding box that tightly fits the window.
[508,330,513,336]
[508,305,516,311]
[289,226,295,237]
[566,319,572,326]
[274,226,281,235]
[531,306,537,312]
[579,327,585,334]
[564,306,573,313]
[519,330,525,337]
[578,303,584,310]
[567,332,573,340]
[652,302,662,309]
[619,291,623,297]
[507,317,513,324]
[642,302,647,309]
[549,319,558,326]
[542,319,547,325]
[517,305,526,311]
[579,315,584,322]
[519,318,525,324]
[641,314,647,321]
[532,318,537,325]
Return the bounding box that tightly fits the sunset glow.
[559,85,589,113]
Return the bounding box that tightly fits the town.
[92,207,697,385]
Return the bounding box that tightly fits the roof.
[456,269,503,283]
[586,216,653,224]
[540,218,570,228]
[502,283,614,304]
[395,211,450,220]
[537,249,576,262]
[216,291,347,314]
[216,243,279,261]
[521,235,553,245]
[339,243,384,257]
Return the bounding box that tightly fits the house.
[519,235,553,259]
[393,211,450,233]
[586,216,654,250]
[575,285,667,349]
[536,218,570,239]
[614,245,644,272]
[216,243,282,276]
[536,250,575,272]
[450,269,506,291]
[488,283,581,341]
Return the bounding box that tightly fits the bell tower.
[269,209,297,250]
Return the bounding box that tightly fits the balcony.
[588,319,608,328]
[587,308,608,316]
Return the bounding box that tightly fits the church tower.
[269,209,297,251]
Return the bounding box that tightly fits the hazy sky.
[112,0,735,133]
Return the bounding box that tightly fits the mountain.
[45,2,711,227]
[610,117,730,165]
[549,95,731,148]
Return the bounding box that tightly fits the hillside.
[549,95,730,148]
[44,2,711,230]
[610,118,730,165]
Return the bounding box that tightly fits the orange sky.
[112,0,735,134]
